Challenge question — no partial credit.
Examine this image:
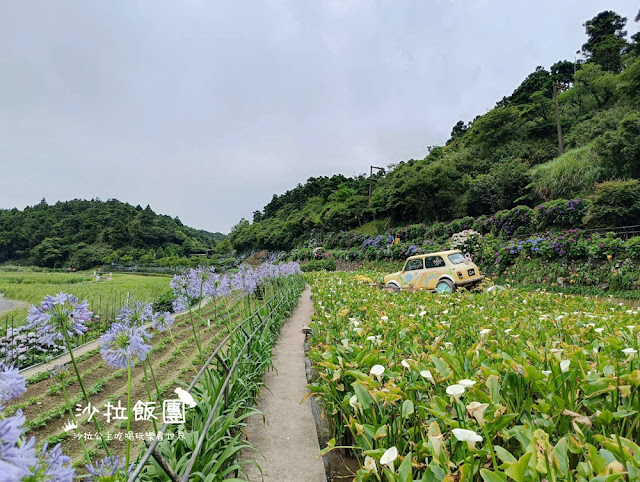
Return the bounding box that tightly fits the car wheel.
[386,283,400,293]
[436,279,455,294]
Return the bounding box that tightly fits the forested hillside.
[0,199,225,268]
[230,10,640,252]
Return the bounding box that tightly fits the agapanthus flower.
[100,323,152,369]
[31,442,75,481]
[172,295,189,313]
[26,292,92,346]
[0,362,26,404]
[0,411,38,479]
[86,455,134,481]
[116,301,153,326]
[152,312,175,332]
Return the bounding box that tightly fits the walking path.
[242,286,326,482]
[0,294,27,316]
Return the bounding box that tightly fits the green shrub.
[594,112,640,178]
[564,105,632,148]
[152,289,176,313]
[300,259,336,272]
[584,179,640,227]
[529,145,603,201]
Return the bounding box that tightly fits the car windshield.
[448,253,466,264]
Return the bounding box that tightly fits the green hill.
[0,199,226,269]
[230,10,640,252]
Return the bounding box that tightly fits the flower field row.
[307,270,640,481]
[0,262,303,481]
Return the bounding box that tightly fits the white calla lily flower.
[370,365,385,377]
[446,384,465,399]
[380,446,398,468]
[452,428,483,449]
[420,370,434,382]
[458,379,476,388]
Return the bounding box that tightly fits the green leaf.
[505,452,533,482]
[401,399,414,418]
[397,451,413,482]
[486,374,501,403]
[494,445,517,464]
[552,437,569,477]
[480,468,508,482]
[352,382,372,410]
[430,356,451,378]
[421,464,446,482]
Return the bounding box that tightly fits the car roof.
[406,249,462,261]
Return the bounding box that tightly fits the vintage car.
[383,249,484,293]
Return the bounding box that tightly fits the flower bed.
[307,270,640,480]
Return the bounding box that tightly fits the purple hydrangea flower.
[100,323,152,369]
[86,455,134,480]
[152,312,175,332]
[0,362,26,404]
[26,292,92,346]
[0,411,38,478]
[32,442,75,481]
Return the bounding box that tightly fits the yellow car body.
[383,249,484,293]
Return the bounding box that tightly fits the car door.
[423,256,447,289]
[398,258,425,288]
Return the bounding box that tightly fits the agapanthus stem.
[141,362,158,435]
[62,382,91,463]
[169,327,198,374]
[187,303,204,360]
[146,355,161,400]
[126,360,132,469]
[62,329,111,457]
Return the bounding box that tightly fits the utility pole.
[368,165,383,207]
[552,82,564,155]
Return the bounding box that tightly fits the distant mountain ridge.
[0,198,226,268]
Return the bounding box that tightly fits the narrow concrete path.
[242,286,325,482]
[0,295,28,316]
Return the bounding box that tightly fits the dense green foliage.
[231,10,640,253]
[0,199,225,269]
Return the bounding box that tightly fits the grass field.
[0,271,170,323]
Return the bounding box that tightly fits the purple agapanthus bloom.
[26,292,92,346]
[116,301,153,327]
[0,362,26,405]
[152,312,175,332]
[32,442,75,481]
[100,323,152,369]
[86,455,134,481]
[0,411,38,479]
[172,295,189,313]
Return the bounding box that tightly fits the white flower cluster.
[450,229,481,250]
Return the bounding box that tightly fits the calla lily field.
[307,270,640,481]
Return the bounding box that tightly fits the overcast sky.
[1,1,638,233]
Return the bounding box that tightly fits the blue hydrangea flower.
[86,455,134,481]
[100,323,152,369]
[152,312,175,332]
[0,362,26,405]
[26,292,92,346]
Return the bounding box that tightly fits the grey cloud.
[1,1,638,232]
